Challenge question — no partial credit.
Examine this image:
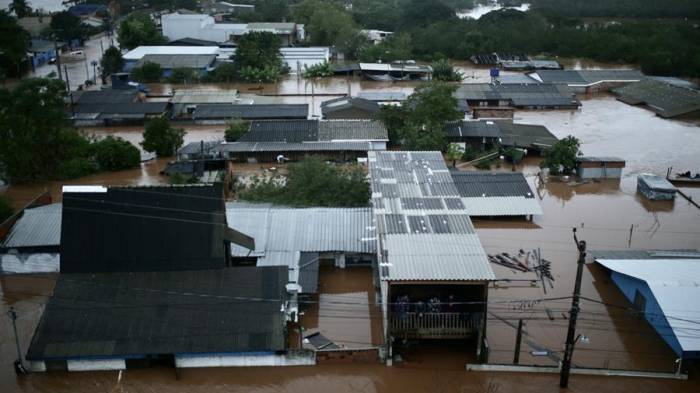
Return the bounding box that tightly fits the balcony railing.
[390,312,480,339]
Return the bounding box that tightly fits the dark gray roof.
[298,252,320,294]
[444,120,502,138]
[167,37,220,46]
[136,54,217,69]
[590,249,700,260]
[193,104,308,120]
[240,120,319,142]
[576,156,625,163]
[178,140,221,156]
[320,96,379,116]
[219,141,372,152]
[495,121,559,150]
[613,79,700,118]
[26,266,288,360]
[318,120,388,141]
[73,89,138,105]
[60,184,232,274]
[450,171,535,198]
[454,83,580,108]
[74,102,168,116]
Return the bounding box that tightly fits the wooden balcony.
[390,312,480,339]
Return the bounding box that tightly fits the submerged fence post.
[513,319,523,364]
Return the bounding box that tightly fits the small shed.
[576,156,626,179]
[637,174,677,201]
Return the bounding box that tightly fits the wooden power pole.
[560,228,587,388]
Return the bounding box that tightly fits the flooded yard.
[2,76,700,391]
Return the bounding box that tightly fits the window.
[633,289,647,314]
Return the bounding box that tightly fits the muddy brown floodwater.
[2,78,700,391]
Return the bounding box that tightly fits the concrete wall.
[174,352,315,368]
[610,271,682,356]
[316,348,380,364]
[67,359,126,371]
[577,167,623,179]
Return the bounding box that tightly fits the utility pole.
[64,65,71,91]
[513,319,523,364]
[83,53,90,84]
[560,228,587,388]
[53,38,63,81]
[8,306,26,374]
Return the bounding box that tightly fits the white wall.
[161,13,246,43]
[67,359,126,371]
[0,253,59,273]
[175,353,315,368]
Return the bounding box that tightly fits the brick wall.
[316,348,380,364]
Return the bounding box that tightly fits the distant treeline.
[530,0,700,19]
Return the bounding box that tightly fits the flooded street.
[2,76,700,390]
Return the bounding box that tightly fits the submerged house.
[24,184,316,371]
[612,79,700,119]
[359,62,432,81]
[637,174,677,201]
[444,120,502,150]
[575,157,626,179]
[530,69,645,93]
[454,83,581,117]
[450,171,542,218]
[321,96,380,119]
[70,88,169,126]
[592,250,700,361]
[368,151,495,358]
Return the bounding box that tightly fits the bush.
[130,61,163,82]
[238,156,370,207]
[224,118,251,142]
[92,136,141,171]
[540,135,581,175]
[206,63,237,83]
[57,157,97,179]
[141,117,186,157]
[431,58,464,82]
[170,173,198,184]
[168,67,199,84]
[0,195,13,223]
[303,61,334,78]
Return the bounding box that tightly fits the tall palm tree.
[9,0,32,19]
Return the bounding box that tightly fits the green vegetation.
[238,156,370,207]
[92,136,141,171]
[302,61,334,78]
[9,0,32,18]
[100,46,124,78]
[168,67,199,84]
[0,195,14,223]
[431,58,464,82]
[540,136,582,175]
[170,173,198,185]
[446,143,463,167]
[530,0,700,19]
[50,11,87,43]
[379,82,461,150]
[118,12,166,50]
[234,31,285,82]
[206,63,237,83]
[224,118,251,142]
[141,117,185,157]
[0,78,142,182]
[0,11,30,77]
[130,61,163,82]
[357,33,411,63]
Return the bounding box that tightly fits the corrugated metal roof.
[595,258,700,353]
[172,89,239,104]
[460,196,542,216]
[383,235,493,281]
[638,174,677,192]
[590,249,700,260]
[357,91,407,102]
[451,171,535,198]
[369,151,495,282]
[241,120,318,142]
[321,97,379,115]
[454,83,580,108]
[0,204,62,249]
[444,120,502,138]
[136,54,216,69]
[535,69,644,86]
[576,156,626,163]
[613,79,700,118]
[495,121,558,149]
[218,141,373,152]
[318,120,388,141]
[123,46,220,60]
[193,104,309,120]
[74,102,168,116]
[73,89,138,105]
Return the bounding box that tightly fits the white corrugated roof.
[123,46,220,60]
[1,204,62,249]
[460,196,542,216]
[596,258,700,353]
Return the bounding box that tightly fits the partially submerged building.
[495,120,559,153]
[454,83,581,116]
[368,151,495,357]
[123,46,221,77]
[592,250,700,361]
[444,120,502,150]
[499,60,562,71]
[612,79,700,119]
[530,69,645,93]
[69,89,169,126]
[450,171,542,218]
[0,203,61,273]
[470,53,528,65]
[637,174,677,201]
[575,157,626,179]
[359,62,432,81]
[178,119,388,162]
[226,202,376,295]
[356,91,407,105]
[321,96,380,119]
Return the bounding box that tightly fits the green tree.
[238,156,370,207]
[302,61,334,78]
[446,143,463,167]
[92,136,141,171]
[50,11,85,42]
[0,11,30,77]
[0,78,95,182]
[130,61,163,82]
[405,82,462,125]
[141,117,185,157]
[539,135,582,175]
[118,12,165,50]
[0,195,13,223]
[9,0,32,18]
[357,32,412,63]
[100,46,124,78]
[431,58,464,82]
[206,62,237,83]
[224,118,250,142]
[234,31,284,82]
[167,67,198,84]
